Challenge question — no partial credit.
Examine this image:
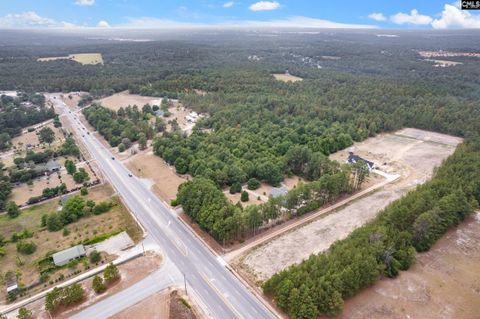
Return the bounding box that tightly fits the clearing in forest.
[272,73,303,82]
[340,212,480,319]
[240,128,462,281]
[37,53,103,65]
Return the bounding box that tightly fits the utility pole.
[183,273,188,296]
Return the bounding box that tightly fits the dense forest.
[82,104,164,150]
[176,162,366,242]
[0,93,55,150]
[263,140,480,318]
[2,29,480,318]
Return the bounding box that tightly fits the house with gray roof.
[52,245,86,266]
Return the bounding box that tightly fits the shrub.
[63,227,70,237]
[16,241,37,255]
[89,251,101,263]
[6,201,20,218]
[229,182,242,194]
[92,275,106,294]
[170,199,178,206]
[247,178,261,190]
[103,263,120,283]
[241,191,249,202]
[17,307,32,319]
[80,187,88,196]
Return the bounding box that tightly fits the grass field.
[272,73,303,82]
[38,53,103,65]
[0,184,142,303]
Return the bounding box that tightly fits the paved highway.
[51,97,276,319]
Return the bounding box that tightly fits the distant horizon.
[0,1,480,30]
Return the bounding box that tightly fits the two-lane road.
[53,98,275,319]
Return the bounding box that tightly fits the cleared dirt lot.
[95,91,162,111]
[272,73,303,82]
[240,129,462,282]
[38,53,103,65]
[124,151,189,203]
[11,122,64,151]
[338,212,480,319]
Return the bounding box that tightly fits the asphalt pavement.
[52,97,276,319]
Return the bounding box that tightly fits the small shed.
[52,245,86,266]
[5,273,18,294]
[46,160,61,173]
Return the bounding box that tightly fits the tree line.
[82,104,165,151]
[263,141,480,318]
[177,162,366,243]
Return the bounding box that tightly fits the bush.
[89,251,102,263]
[80,187,88,196]
[6,201,20,218]
[241,191,249,202]
[229,182,242,194]
[93,201,113,215]
[63,227,70,237]
[170,199,178,206]
[118,143,126,152]
[16,241,37,255]
[92,275,106,294]
[103,263,120,283]
[17,307,32,319]
[247,178,261,190]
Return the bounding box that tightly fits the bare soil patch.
[112,289,171,319]
[38,53,103,65]
[273,73,303,82]
[240,129,461,282]
[94,91,162,112]
[124,151,189,203]
[338,212,480,319]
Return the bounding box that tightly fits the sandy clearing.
[94,91,163,111]
[339,212,480,319]
[124,152,189,202]
[11,122,64,151]
[273,73,303,82]
[241,129,462,281]
[38,53,103,65]
[242,188,405,281]
[111,288,171,319]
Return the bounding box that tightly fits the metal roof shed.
[52,245,86,266]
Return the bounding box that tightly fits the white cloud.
[97,20,111,28]
[432,3,480,29]
[368,12,386,22]
[390,9,432,25]
[223,1,235,8]
[117,15,376,29]
[0,11,76,28]
[75,0,95,6]
[249,1,280,12]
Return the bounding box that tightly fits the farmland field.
[272,73,303,82]
[38,53,103,65]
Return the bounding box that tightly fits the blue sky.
[0,1,479,29]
